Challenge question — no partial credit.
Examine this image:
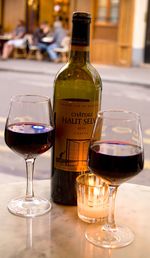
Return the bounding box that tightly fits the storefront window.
[53,0,69,29]
[0,0,3,31]
[26,0,39,33]
[96,0,120,24]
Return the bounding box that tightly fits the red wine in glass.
[89,141,144,186]
[85,110,144,248]
[4,95,54,218]
[5,122,55,158]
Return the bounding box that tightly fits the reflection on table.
[0,180,149,258]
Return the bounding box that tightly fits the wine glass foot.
[7,196,51,218]
[85,224,134,248]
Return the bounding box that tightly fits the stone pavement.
[0,59,150,87]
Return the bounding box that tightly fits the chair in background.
[13,36,27,59]
[25,34,40,60]
[54,36,70,62]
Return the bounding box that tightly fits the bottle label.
[54,99,99,172]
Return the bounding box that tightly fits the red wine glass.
[5,95,54,217]
[85,110,144,248]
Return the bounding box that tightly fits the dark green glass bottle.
[51,12,102,205]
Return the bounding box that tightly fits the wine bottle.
[51,12,102,205]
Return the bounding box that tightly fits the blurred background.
[0,0,149,66]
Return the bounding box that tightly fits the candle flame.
[94,187,100,197]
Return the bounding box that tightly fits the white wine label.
[54,99,99,172]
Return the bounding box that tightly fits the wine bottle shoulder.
[86,63,102,88]
[54,62,102,89]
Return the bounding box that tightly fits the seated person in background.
[38,18,67,63]
[32,21,51,46]
[31,21,52,60]
[1,20,26,60]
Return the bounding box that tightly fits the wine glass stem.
[26,218,33,248]
[25,158,35,200]
[107,186,118,229]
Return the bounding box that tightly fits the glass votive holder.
[76,173,109,223]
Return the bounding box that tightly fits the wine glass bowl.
[5,95,54,217]
[5,122,54,158]
[86,110,144,248]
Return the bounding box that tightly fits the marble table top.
[0,180,149,258]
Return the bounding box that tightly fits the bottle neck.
[69,45,90,64]
[70,13,91,64]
